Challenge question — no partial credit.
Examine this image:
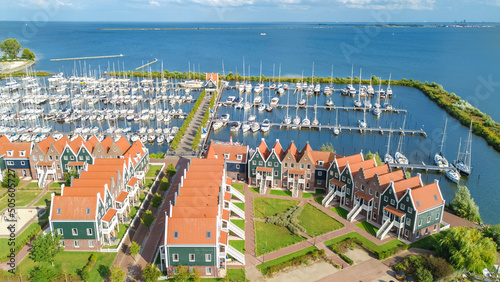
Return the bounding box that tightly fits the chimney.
[230,136,233,145]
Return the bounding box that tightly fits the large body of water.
[1,21,500,224]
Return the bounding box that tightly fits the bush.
[394,255,453,281]
[159,178,170,191]
[166,163,177,177]
[141,210,155,228]
[149,152,165,159]
[2,170,20,188]
[449,184,481,222]
[151,193,163,208]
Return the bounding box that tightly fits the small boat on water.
[220,114,230,122]
[453,121,473,176]
[213,120,224,131]
[446,166,461,183]
[270,97,279,106]
[251,122,260,133]
[230,121,241,132]
[434,119,449,168]
[261,119,271,132]
[241,121,251,133]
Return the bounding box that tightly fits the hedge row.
[170,90,207,150]
[80,253,98,281]
[1,222,42,262]
[261,249,324,277]
[326,233,408,260]
[191,90,218,150]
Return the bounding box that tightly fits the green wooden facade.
[52,221,97,240]
[76,146,94,166]
[61,146,77,173]
[266,150,282,180]
[248,151,265,178]
[166,246,216,267]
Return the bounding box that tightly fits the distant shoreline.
[99,24,497,31]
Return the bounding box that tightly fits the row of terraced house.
[48,138,149,250]
[0,134,138,187]
[0,134,149,250]
[204,139,445,242]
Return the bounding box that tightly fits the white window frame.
[74,240,79,248]
[19,151,25,157]
[318,160,324,166]
[33,155,37,161]
[236,164,240,169]
[89,240,94,248]
[57,228,63,235]
[189,254,195,262]
[173,254,179,262]
[205,254,212,262]
[224,153,229,159]
[236,154,242,160]
[6,151,13,157]
[401,203,405,210]
[72,228,78,236]
[206,267,212,275]
[87,228,93,236]
[20,161,25,166]
[436,213,440,220]
[406,218,411,226]
[408,207,412,214]
[6,161,14,166]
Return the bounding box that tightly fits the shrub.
[159,178,170,191]
[166,163,177,177]
[151,193,163,208]
[2,170,20,188]
[141,210,155,228]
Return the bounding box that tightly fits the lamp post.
[314,231,317,246]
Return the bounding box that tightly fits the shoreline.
[0,60,36,75]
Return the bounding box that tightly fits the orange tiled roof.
[53,136,69,153]
[102,208,117,222]
[63,187,106,201]
[224,191,231,202]
[411,182,444,212]
[0,136,10,143]
[311,151,337,169]
[377,170,406,190]
[36,136,56,154]
[284,141,299,161]
[68,161,85,166]
[85,136,99,153]
[393,175,422,200]
[384,205,405,217]
[179,187,220,197]
[175,196,219,207]
[226,177,232,186]
[256,167,273,172]
[288,169,306,175]
[219,230,228,245]
[272,140,284,160]
[361,165,390,181]
[330,178,345,187]
[348,159,377,177]
[336,153,364,172]
[69,136,85,154]
[127,177,139,187]
[205,141,248,162]
[116,191,128,203]
[171,207,218,218]
[115,136,130,154]
[51,196,96,220]
[37,161,54,166]
[0,141,31,158]
[167,217,217,244]
[299,142,315,163]
[222,209,229,221]
[355,191,372,202]
[101,136,114,153]
[258,139,270,160]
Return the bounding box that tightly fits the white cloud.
[149,0,160,6]
[190,0,254,7]
[55,0,72,6]
[337,0,436,10]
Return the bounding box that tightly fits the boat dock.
[50,54,124,61]
[135,58,159,71]
[221,102,406,114]
[388,163,454,172]
[218,120,427,137]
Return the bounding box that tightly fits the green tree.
[21,48,35,60]
[0,39,21,59]
[172,265,190,281]
[29,262,60,282]
[64,169,79,186]
[483,223,500,250]
[159,178,170,191]
[109,265,126,282]
[2,170,20,188]
[450,185,481,222]
[30,232,63,265]
[151,193,163,208]
[319,143,335,153]
[438,227,497,273]
[166,163,177,177]
[141,210,155,228]
[129,241,141,256]
[142,263,161,282]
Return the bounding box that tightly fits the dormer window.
[174,231,179,239]
[7,151,13,157]
[318,160,324,166]
[19,151,26,157]
[86,208,90,215]
[236,154,242,161]
[224,153,229,159]
[57,208,61,215]
[206,231,211,239]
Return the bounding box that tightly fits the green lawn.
[145,178,154,189]
[0,222,42,261]
[49,182,64,188]
[146,165,163,178]
[330,206,349,219]
[269,190,292,197]
[324,231,406,258]
[25,182,39,188]
[13,251,117,281]
[314,196,324,205]
[302,189,325,198]
[233,202,245,211]
[0,190,41,211]
[129,206,140,219]
[297,203,344,236]
[356,221,379,237]
[227,269,246,281]
[255,221,305,256]
[253,198,300,219]
[229,240,245,254]
[257,246,318,276]
[410,230,448,251]
[250,187,260,194]
[34,191,54,207]
[232,183,244,190]
[232,219,245,231]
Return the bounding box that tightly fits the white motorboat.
[261,119,271,132]
[230,121,241,132]
[446,166,461,183]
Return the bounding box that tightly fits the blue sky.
[2,0,500,22]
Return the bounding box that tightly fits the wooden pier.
[220,102,406,114]
[135,58,159,71]
[388,163,454,172]
[50,54,124,61]
[219,120,427,137]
